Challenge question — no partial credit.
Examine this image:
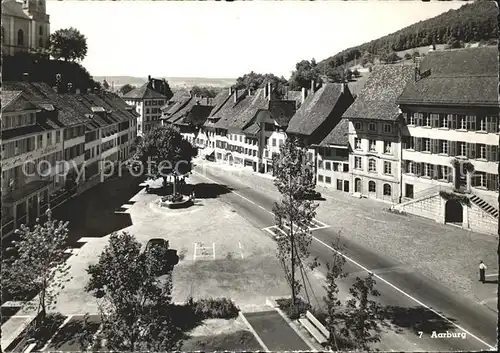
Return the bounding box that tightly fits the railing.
[410,184,450,201]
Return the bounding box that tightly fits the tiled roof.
[269,100,297,127]
[2,0,31,19]
[214,89,269,131]
[285,90,302,107]
[286,83,344,136]
[2,91,23,108]
[3,81,136,130]
[343,65,414,121]
[162,97,192,121]
[123,82,167,99]
[397,47,499,107]
[319,118,349,146]
[177,104,214,127]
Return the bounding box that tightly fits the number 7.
[418,331,423,338]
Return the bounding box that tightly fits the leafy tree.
[288,59,323,90]
[352,68,361,78]
[446,36,463,49]
[404,52,412,60]
[360,52,374,67]
[342,273,382,351]
[102,79,110,90]
[120,84,136,96]
[85,232,176,351]
[234,72,288,95]
[323,236,348,351]
[272,137,319,315]
[49,27,88,62]
[1,209,72,327]
[133,125,197,194]
[380,51,402,64]
[191,85,222,98]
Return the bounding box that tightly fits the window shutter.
[401,160,406,173]
[431,114,439,128]
[450,141,457,156]
[402,112,408,124]
[486,145,492,161]
[492,145,498,162]
[467,143,476,159]
[431,139,437,154]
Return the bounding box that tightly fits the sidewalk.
[196,160,498,312]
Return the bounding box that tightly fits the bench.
[299,318,327,345]
[306,311,329,338]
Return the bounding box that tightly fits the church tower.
[22,0,50,50]
[22,0,46,21]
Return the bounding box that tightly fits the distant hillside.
[318,0,497,71]
[92,76,236,89]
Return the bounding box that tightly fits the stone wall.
[467,202,497,236]
[393,194,443,222]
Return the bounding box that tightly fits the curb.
[238,311,270,352]
[268,299,319,352]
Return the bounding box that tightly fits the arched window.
[39,26,43,36]
[368,180,376,193]
[17,29,24,45]
[383,184,391,196]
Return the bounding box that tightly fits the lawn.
[180,330,262,351]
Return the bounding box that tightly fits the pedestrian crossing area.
[262,219,329,239]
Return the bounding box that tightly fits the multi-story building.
[394,47,498,234]
[124,76,170,136]
[2,79,138,238]
[315,119,351,193]
[287,80,355,180]
[343,65,414,202]
[2,0,50,56]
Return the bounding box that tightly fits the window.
[38,135,43,148]
[458,142,466,157]
[384,124,392,133]
[325,176,332,184]
[272,138,276,147]
[459,115,467,129]
[354,157,362,169]
[405,184,414,198]
[440,114,448,128]
[325,161,331,171]
[17,29,24,45]
[368,181,376,193]
[39,26,43,35]
[239,136,243,142]
[407,161,415,174]
[325,148,331,156]
[369,140,376,152]
[440,140,448,154]
[337,180,343,190]
[369,123,376,132]
[384,141,392,154]
[318,175,324,182]
[354,138,362,150]
[423,138,431,152]
[343,163,349,172]
[408,113,415,125]
[466,115,476,130]
[146,108,150,114]
[354,122,362,130]
[318,160,323,169]
[383,184,391,196]
[477,116,487,132]
[477,144,486,159]
[472,171,487,188]
[384,161,392,175]
[424,113,431,127]
[332,163,339,171]
[368,159,376,172]
[46,132,52,145]
[423,163,432,178]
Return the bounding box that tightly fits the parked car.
[143,238,179,274]
[205,152,215,161]
[302,190,322,200]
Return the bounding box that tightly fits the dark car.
[144,238,179,274]
[205,152,215,161]
[302,190,322,200]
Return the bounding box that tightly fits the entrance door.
[354,178,361,193]
[445,199,463,223]
[343,180,349,192]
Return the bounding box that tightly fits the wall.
[394,194,443,222]
[467,202,497,235]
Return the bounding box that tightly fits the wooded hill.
[318,0,497,71]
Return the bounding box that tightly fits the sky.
[46,0,469,79]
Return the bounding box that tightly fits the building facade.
[2,80,138,238]
[124,76,170,136]
[2,0,50,56]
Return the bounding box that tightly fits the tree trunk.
[290,219,296,314]
[173,175,177,195]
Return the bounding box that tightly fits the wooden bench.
[298,310,329,345]
[299,318,327,345]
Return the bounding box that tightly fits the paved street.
[192,159,497,351]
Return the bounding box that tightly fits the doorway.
[445,199,463,223]
[354,178,361,193]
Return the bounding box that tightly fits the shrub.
[162,193,184,203]
[193,297,239,319]
[276,297,312,320]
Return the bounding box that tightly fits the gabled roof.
[343,65,414,121]
[269,100,297,127]
[214,88,269,131]
[285,90,302,107]
[286,83,345,136]
[397,47,499,107]
[319,118,349,147]
[123,82,167,99]
[2,0,31,20]
[177,104,214,127]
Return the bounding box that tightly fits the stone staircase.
[469,194,499,219]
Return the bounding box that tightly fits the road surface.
[192,161,497,351]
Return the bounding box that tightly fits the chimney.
[234,89,239,103]
[87,88,92,93]
[267,82,272,100]
[414,56,421,81]
[311,79,316,93]
[301,87,307,104]
[189,90,192,98]
[148,75,151,82]
[67,83,73,93]
[22,73,29,82]
[206,97,210,105]
[229,87,233,96]
[76,88,81,94]
[341,82,345,94]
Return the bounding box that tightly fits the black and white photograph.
[1,0,498,351]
